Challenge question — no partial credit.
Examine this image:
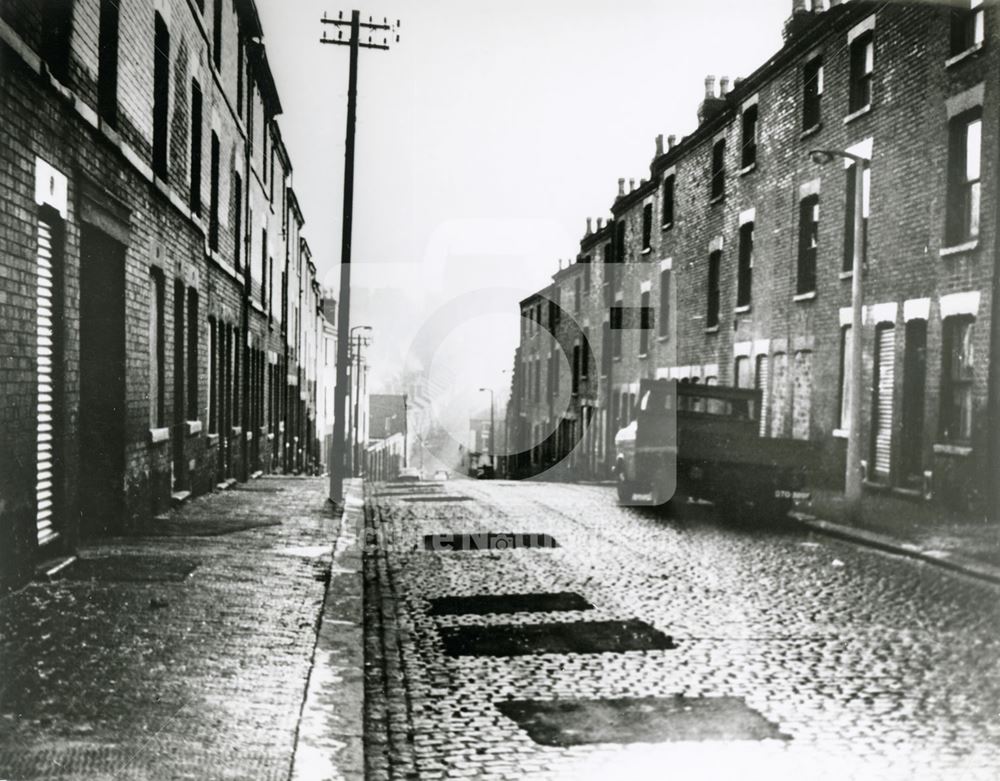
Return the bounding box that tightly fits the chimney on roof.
[655,134,664,156]
[597,217,604,230]
[586,217,593,235]
[719,76,731,95]
[784,0,819,39]
[698,74,728,124]
[618,178,625,197]
[629,178,635,192]
[668,134,677,150]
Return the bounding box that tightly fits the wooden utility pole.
[320,11,398,504]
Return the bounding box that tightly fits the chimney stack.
[618,178,625,197]
[698,74,727,124]
[597,217,604,230]
[655,134,664,156]
[668,134,677,149]
[629,178,635,192]
[719,76,731,95]
[792,0,807,13]
[586,217,593,235]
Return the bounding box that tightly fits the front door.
[79,226,126,536]
[871,324,896,482]
[899,319,927,487]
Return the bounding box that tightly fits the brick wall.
[0,0,328,588]
[513,1,999,513]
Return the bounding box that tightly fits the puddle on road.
[273,545,331,559]
[423,533,559,552]
[496,695,790,746]
[438,618,676,656]
[427,592,593,616]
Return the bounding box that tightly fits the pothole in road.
[63,555,200,582]
[496,695,790,746]
[423,533,559,552]
[438,618,676,656]
[427,592,593,615]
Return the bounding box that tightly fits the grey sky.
[257,0,792,426]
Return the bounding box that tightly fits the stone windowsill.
[231,426,243,438]
[206,433,220,447]
[704,325,720,334]
[945,41,984,69]
[186,419,203,436]
[267,433,275,441]
[739,161,757,177]
[843,103,872,125]
[940,240,978,258]
[793,291,817,302]
[661,222,673,231]
[709,192,725,206]
[641,247,651,256]
[800,122,822,141]
[832,428,848,439]
[734,304,751,314]
[839,270,854,280]
[149,427,170,444]
[933,442,972,457]
[657,334,669,342]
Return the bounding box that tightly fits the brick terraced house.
[507,0,1000,519]
[0,0,334,587]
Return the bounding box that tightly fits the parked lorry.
[613,379,814,520]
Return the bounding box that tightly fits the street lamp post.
[479,387,495,472]
[810,148,867,519]
[349,325,371,477]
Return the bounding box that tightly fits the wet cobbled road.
[365,479,1000,781]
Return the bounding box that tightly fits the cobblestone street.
[365,479,1000,781]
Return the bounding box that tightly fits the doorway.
[172,278,186,491]
[79,226,126,535]
[899,319,927,488]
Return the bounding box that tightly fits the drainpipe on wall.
[240,69,254,485]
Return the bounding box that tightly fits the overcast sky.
[256,0,792,433]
